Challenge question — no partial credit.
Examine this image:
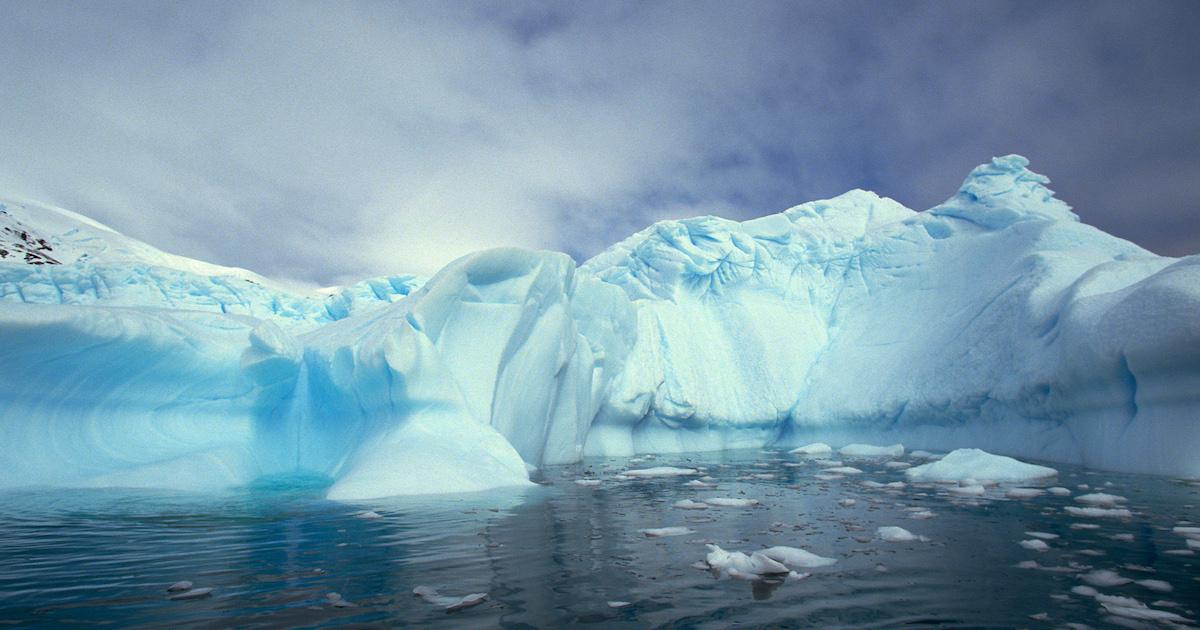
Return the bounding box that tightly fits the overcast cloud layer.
[1,1,1197,285]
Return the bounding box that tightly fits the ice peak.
[931,154,1078,229]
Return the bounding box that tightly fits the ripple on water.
[0,451,1198,627]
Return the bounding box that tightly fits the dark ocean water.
[1,450,1197,628]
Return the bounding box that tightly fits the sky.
[1,1,1198,286]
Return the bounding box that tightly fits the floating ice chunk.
[169,588,214,601]
[822,466,863,475]
[639,526,694,538]
[704,544,789,577]
[909,451,941,460]
[673,499,709,510]
[1071,523,1101,530]
[1066,507,1133,519]
[904,449,1056,484]
[624,467,698,478]
[790,443,832,456]
[814,474,843,481]
[1099,596,1193,624]
[838,499,857,507]
[1172,526,1200,539]
[413,586,489,612]
[607,601,631,608]
[166,581,193,592]
[705,497,759,508]
[355,510,383,519]
[1075,493,1127,507]
[575,479,602,487]
[877,526,926,542]
[839,444,904,458]
[1109,533,1134,542]
[757,546,837,568]
[326,592,356,608]
[1020,539,1050,552]
[1029,613,1049,621]
[813,459,843,467]
[1135,579,1173,593]
[1025,531,1060,540]
[908,509,935,519]
[1071,585,1099,597]
[1081,570,1131,587]
[1048,487,1072,496]
[1006,488,1045,499]
[884,461,912,469]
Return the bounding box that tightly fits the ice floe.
[1075,493,1127,507]
[877,526,926,542]
[904,449,1056,484]
[623,467,698,478]
[413,586,489,612]
[639,526,694,538]
[790,443,832,456]
[822,466,863,475]
[704,497,759,508]
[757,546,837,568]
[1080,569,1131,587]
[1065,507,1133,519]
[1020,539,1050,552]
[169,587,213,601]
[704,544,788,578]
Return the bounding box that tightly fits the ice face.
[1,154,1199,497]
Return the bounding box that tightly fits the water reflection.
[1,450,1198,628]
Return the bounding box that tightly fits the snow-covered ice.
[790,443,832,456]
[1019,539,1050,552]
[1065,507,1134,519]
[703,544,789,578]
[3,153,1200,497]
[877,526,925,542]
[757,546,838,568]
[639,526,694,538]
[1075,493,1127,507]
[623,467,699,478]
[704,498,759,508]
[905,449,1056,484]
[413,586,489,612]
[1080,570,1131,587]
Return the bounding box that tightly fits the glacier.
[0,155,1197,498]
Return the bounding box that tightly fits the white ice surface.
[3,154,1200,497]
[905,449,1057,484]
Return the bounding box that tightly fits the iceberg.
[1,154,1199,497]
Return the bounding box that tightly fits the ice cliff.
[1,155,1197,498]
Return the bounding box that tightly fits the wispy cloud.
[0,1,1196,284]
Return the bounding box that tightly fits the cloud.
[0,0,1197,285]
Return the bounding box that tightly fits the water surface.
[2,450,1198,628]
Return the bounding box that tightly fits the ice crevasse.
[0,155,1197,498]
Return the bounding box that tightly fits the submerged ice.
[1,154,1199,497]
